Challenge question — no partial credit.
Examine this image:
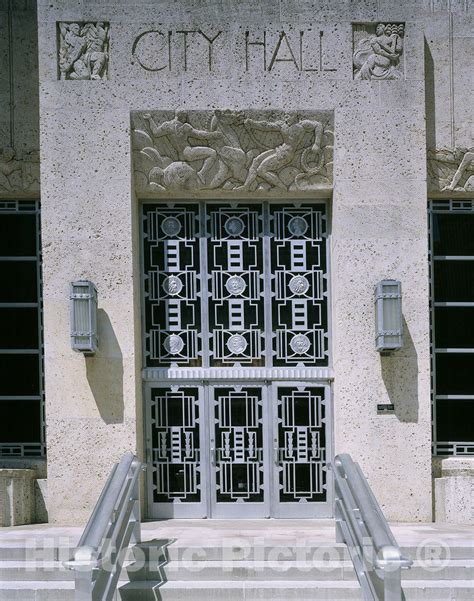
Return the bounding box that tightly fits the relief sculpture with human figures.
[132,110,333,194]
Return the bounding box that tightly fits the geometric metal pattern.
[429,199,474,457]
[141,201,331,515]
[150,386,201,503]
[142,202,328,369]
[271,205,328,366]
[213,386,264,502]
[276,385,327,502]
[142,205,201,366]
[0,200,44,458]
[208,205,264,366]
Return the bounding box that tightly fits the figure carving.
[58,22,109,80]
[0,147,40,194]
[428,148,474,193]
[234,114,323,191]
[353,23,404,80]
[132,110,333,194]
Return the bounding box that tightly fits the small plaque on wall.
[377,404,395,413]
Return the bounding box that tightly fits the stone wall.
[0,0,39,197]
[36,0,474,523]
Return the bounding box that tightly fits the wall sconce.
[374,280,403,355]
[70,280,98,355]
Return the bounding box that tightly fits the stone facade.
[0,1,473,525]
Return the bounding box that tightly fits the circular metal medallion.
[290,333,311,354]
[162,275,183,296]
[224,216,245,237]
[289,275,309,295]
[164,334,184,355]
[288,216,308,237]
[161,216,182,237]
[225,275,247,296]
[226,334,248,355]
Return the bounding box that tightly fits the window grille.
[0,200,44,458]
[429,199,474,456]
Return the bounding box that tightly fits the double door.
[145,382,331,518]
[141,200,332,518]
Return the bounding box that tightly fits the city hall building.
[0,0,473,527]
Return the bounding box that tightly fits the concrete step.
[126,559,358,582]
[134,542,351,562]
[119,580,365,600]
[0,544,74,562]
[1,578,472,601]
[401,545,474,561]
[0,560,73,581]
[0,581,75,601]
[402,580,474,600]
[404,559,474,580]
[119,579,474,601]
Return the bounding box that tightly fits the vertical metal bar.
[323,204,333,371]
[199,202,210,367]
[207,383,216,517]
[262,201,273,368]
[36,202,46,456]
[383,566,402,601]
[75,569,94,601]
[143,383,154,518]
[428,203,438,457]
[130,465,141,544]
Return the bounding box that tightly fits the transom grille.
[142,201,329,370]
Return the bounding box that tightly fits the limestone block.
[35,478,48,524]
[434,457,474,525]
[0,469,35,527]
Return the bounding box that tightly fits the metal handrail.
[332,453,412,601]
[64,452,145,601]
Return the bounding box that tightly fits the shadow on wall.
[424,37,436,152]
[85,309,124,424]
[380,317,419,423]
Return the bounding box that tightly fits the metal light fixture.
[70,280,98,354]
[374,279,403,354]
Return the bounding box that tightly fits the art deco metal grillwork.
[142,201,331,517]
[142,202,328,368]
[142,205,201,366]
[213,386,265,503]
[276,385,327,503]
[429,199,474,457]
[271,205,328,366]
[0,200,44,458]
[208,205,264,366]
[150,386,201,503]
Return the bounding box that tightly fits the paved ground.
[0,520,473,551]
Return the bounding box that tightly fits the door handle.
[210,446,216,466]
[273,446,279,465]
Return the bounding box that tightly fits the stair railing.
[332,453,412,601]
[64,451,145,601]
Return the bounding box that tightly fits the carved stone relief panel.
[0,147,40,195]
[428,148,474,193]
[58,22,110,80]
[132,110,333,195]
[353,23,405,80]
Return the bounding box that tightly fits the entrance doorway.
[141,201,332,518]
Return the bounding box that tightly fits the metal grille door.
[142,201,331,518]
